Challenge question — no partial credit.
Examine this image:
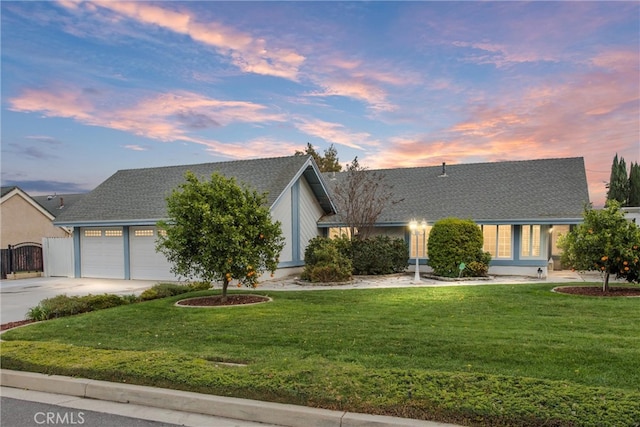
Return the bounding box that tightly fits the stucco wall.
[0,194,70,246]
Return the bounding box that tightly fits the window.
[409,226,432,258]
[328,227,354,239]
[521,225,541,257]
[134,229,154,237]
[84,230,102,237]
[104,229,122,237]
[482,225,512,258]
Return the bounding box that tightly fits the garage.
[129,226,178,281]
[80,227,125,279]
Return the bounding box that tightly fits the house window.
[134,229,154,237]
[104,229,122,237]
[482,225,512,258]
[84,230,102,237]
[521,225,541,257]
[409,226,432,258]
[328,227,354,239]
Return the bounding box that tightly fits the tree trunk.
[222,277,229,302]
[602,271,610,292]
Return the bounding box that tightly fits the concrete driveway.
[1,277,158,324]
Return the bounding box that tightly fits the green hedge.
[26,281,211,321]
[303,235,408,281]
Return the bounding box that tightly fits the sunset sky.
[1,1,638,207]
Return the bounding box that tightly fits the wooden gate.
[1,242,43,279]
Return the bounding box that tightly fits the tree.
[628,162,640,206]
[157,171,285,301]
[295,143,342,173]
[427,218,491,278]
[558,201,640,291]
[331,157,402,240]
[606,154,629,205]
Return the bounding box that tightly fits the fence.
[1,242,43,279]
[42,237,74,277]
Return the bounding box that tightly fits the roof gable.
[55,155,334,226]
[322,157,590,225]
[1,186,56,221]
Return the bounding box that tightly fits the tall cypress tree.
[628,162,640,207]
[607,154,629,204]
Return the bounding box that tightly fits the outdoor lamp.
[410,219,427,282]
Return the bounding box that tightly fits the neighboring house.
[319,157,590,277]
[622,206,640,224]
[54,155,336,280]
[0,187,78,246]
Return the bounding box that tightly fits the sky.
[1,1,638,207]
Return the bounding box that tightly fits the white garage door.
[129,227,178,281]
[81,228,125,279]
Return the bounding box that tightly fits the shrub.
[302,237,352,282]
[139,283,192,301]
[351,235,408,275]
[84,294,129,311]
[428,218,491,278]
[187,281,212,291]
[464,260,489,277]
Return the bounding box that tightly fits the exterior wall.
[298,177,325,263]
[1,193,70,246]
[272,186,293,264]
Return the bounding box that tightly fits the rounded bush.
[428,218,491,278]
[302,237,352,282]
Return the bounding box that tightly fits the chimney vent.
[439,162,447,177]
[59,197,64,209]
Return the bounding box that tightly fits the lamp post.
[410,219,427,282]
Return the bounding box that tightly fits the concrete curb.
[1,370,458,427]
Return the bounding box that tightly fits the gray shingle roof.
[55,155,332,225]
[32,193,86,218]
[320,157,590,225]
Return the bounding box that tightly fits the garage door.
[129,227,178,281]
[80,227,125,279]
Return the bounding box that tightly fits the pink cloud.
[8,84,286,147]
[294,118,377,150]
[61,1,304,80]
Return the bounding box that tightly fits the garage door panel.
[81,228,124,279]
[130,227,178,281]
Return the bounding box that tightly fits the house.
[0,187,80,246]
[54,155,336,280]
[1,187,84,279]
[319,157,590,277]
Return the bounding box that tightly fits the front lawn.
[2,283,639,426]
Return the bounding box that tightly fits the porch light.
[410,219,427,282]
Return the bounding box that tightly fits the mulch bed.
[176,294,270,307]
[554,286,640,297]
[1,319,35,331]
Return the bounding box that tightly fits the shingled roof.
[320,157,590,226]
[32,193,86,218]
[55,155,334,226]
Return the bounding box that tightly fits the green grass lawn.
[2,282,639,426]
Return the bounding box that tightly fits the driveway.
[1,277,156,324]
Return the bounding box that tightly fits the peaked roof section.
[321,157,590,225]
[55,155,335,226]
[1,186,57,221]
[32,193,86,218]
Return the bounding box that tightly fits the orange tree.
[558,201,640,291]
[157,171,284,300]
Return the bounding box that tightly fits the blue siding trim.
[278,260,305,268]
[291,181,300,263]
[123,226,131,280]
[73,229,81,278]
